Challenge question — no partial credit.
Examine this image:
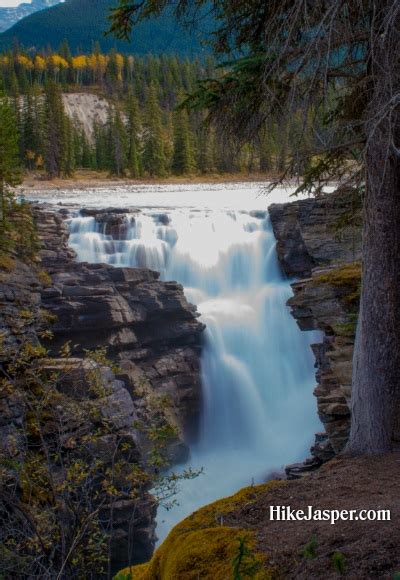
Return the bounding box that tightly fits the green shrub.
[302,535,318,560]
[332,551,346,575]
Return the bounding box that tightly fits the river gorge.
[0,180,362,574]
[26,182,324,544]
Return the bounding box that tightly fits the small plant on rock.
[332,551,346,575]
[302,535,318,560]
[231,535,262,579]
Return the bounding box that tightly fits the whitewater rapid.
[61,184,321,542]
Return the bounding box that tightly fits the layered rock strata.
[35,207,205,450]
[0,205,204,575]
[269,190,362,475]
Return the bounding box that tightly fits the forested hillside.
[0,47,312,178]
[0,0,211,57]
[0,0,60,34]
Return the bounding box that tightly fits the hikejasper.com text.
[269,506,391,525]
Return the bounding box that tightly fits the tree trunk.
[347,2,400,454]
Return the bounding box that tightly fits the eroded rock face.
[0,259,42,358]
[35,208,205,449]
[35,206,205,571]
[288,276,354,456]
[0,205,204,575]
[269,190,362,278]
[0,353,156,576]
[269,191,361,471]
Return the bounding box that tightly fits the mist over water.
[40,183,322,542]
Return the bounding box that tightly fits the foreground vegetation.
[114,454,400,579]
[116,483,282,580]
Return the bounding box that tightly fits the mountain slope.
[0,0,211,56]
[0,0,60,33]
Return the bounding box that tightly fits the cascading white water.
[66,195,321,542]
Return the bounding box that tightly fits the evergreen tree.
[21,88,34,166]
[93,121,108,170]
[59,40,72,61]
[63,115,75,176]
[258,122,275,173]
[81,130,93,168]
[32,82,46,165]
[0,97,22,250]
[142,83,167,177]
[44,82,68,177]
[106,107,127,176]
[197,127,215,173]
[172,107,196,175]
[126,92,142,177]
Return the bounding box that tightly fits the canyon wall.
[0,205,204,576]
[269,190,362,473]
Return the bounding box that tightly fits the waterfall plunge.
[68,205,321,541]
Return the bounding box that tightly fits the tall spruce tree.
[44,82,68,177]
[93,121,108,170]
[197,123,216,174]
[172,107,196,175]
[106,107,128,176]
[0,97,22,250]
[142,83,167,177]
[126,92,142,177]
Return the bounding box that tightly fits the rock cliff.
[269,189,362,472]
[0,205,204,576]
[36,207,205,450]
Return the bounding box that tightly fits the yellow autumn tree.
[72,55,87,85]
[115,53,124,82]
[87,53,97,84]
[48,54,68,82]
[34,55,46,83]
[17,55,33,70]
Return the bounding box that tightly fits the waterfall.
[67,200,321,541]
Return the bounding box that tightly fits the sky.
[0,1,32,6]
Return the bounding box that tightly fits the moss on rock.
[313,262,361,288]
[114,481,284,580]
[313,262,361,307]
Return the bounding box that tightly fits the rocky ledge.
[269,189,362,474]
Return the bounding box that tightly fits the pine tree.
[197,123,216,174]
[142,83,167,177]
[81,130,93,168]
[106,107,127,177]
[112,109,127,176]
[63,116,75,176]
[21,87,35,167]
[0,97,22,251]
[32,82,46,164]
[93,121,108,170]
[172,108,196,175]
[44,82,68,177]
[126,92,142,177]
